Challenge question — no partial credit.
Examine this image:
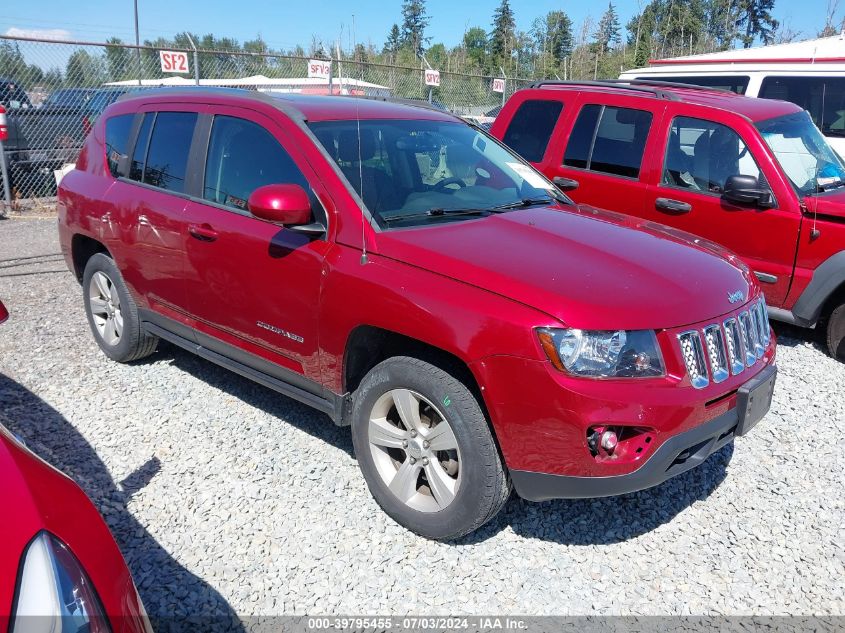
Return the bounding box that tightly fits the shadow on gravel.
[141,341,354,456]
[771,321,828,352]
[0,373,246,632]
[139,342,739,547]
[459,442,735,545]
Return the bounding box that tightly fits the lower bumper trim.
[511,405,745,502]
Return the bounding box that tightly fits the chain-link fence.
[0,34,541,211]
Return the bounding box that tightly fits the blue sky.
[0,0,839,53]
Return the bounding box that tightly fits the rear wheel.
[351,356,510,540]
[82,253,158,363]
[826,299,845,361]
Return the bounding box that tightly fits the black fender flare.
[792,251,845,326]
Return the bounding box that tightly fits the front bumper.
[511,364,777,501]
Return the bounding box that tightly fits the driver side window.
[663,117,767,195]
[203,115,309,212]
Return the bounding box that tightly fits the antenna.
[353,42,368,264]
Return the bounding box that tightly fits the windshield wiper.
[490,196,557,211]
[382,207,491,224]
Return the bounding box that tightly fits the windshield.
[309,118,563,228]
[756,110,845,195]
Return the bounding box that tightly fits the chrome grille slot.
[757,300,771,347]
[751,304,766,358]
[738,311,757,367]
[703,324,729,383]
[678,331,709,389]
[723,318,745,376]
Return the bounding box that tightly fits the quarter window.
[501,99,563,162]
[104,114,134,178]
[563,105,652,178]
[662,116,767,194]
[203,115,309,211]
[636,75,749,94]
[142,112,197,193]
[759,76,845,136]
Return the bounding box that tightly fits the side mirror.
[723,175,774,208]
[248,184,312,225]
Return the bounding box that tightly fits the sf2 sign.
[308,60,332,80]
[425,69,441,87]
[159,51,189,74]
[492,78,506,93]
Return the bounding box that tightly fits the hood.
[376,205,754,330]
[806,190,845,220]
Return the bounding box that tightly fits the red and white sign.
[492,78,506,93]
[308,59,332,80]
[424,69,441,87]
[159,50,189,74]
[0,106,8,142]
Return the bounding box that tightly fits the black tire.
[351,356,511,540]
[82,253,158,363]
[826,299,845,361]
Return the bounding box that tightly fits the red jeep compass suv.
[58,89,776,539]
[493,80,845,361]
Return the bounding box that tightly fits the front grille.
[677,297,771,389]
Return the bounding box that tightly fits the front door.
[643,113,801,306]
[181,108,330,382]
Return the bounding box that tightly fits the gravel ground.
[0,216,843,618]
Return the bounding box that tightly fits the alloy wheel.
[88,271,124,346]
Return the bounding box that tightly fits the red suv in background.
[58,89,775,539]
[492,80,845,360]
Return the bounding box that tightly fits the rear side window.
[759,76,845,136]
[563,105,652,178]
[104,114,134,178]
[636,75,749,94]
[142,112,197,193]
[203,115,309,211]
[501,99,563,162]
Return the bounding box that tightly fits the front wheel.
[826,299,845,361]
[351,357,510,540]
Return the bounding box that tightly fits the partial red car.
[58,90,775,539]
[492,80,845,360]
[0,299,152,633]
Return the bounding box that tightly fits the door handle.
[188,223,219,242]
[655,198,692,214]
[553,176,579,191]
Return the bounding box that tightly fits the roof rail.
[528,79,735,100]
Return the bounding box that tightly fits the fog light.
[600,430,618,452]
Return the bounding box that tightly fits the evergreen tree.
[738,0,779,47]
[401,0,430,56]
[545,10,574,63]
[595,2,621,53]
[384,24,402,55]
[489,0,516,68]
[462,26,488,71]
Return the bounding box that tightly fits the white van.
[620,35,845,156]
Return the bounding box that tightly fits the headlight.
[537,328,665,378]
[13,532,111,633]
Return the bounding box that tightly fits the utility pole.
[134,0,142,86]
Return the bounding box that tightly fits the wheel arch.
[792,250,845,326]
[70,233,110,283]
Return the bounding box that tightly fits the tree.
[104,37,135,82]
[462,26,488,71]
[401,0,430,56]
[737,0,779,47]
[489,0,516,69]
[595,2,621,54]
[545,11,574,63]
[65,50,105,86]
[384,24,402,56]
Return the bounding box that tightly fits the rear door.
[105,106,200,325]
[641,106,801,306]
[542,93,666,217]
[181,107,331,383]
